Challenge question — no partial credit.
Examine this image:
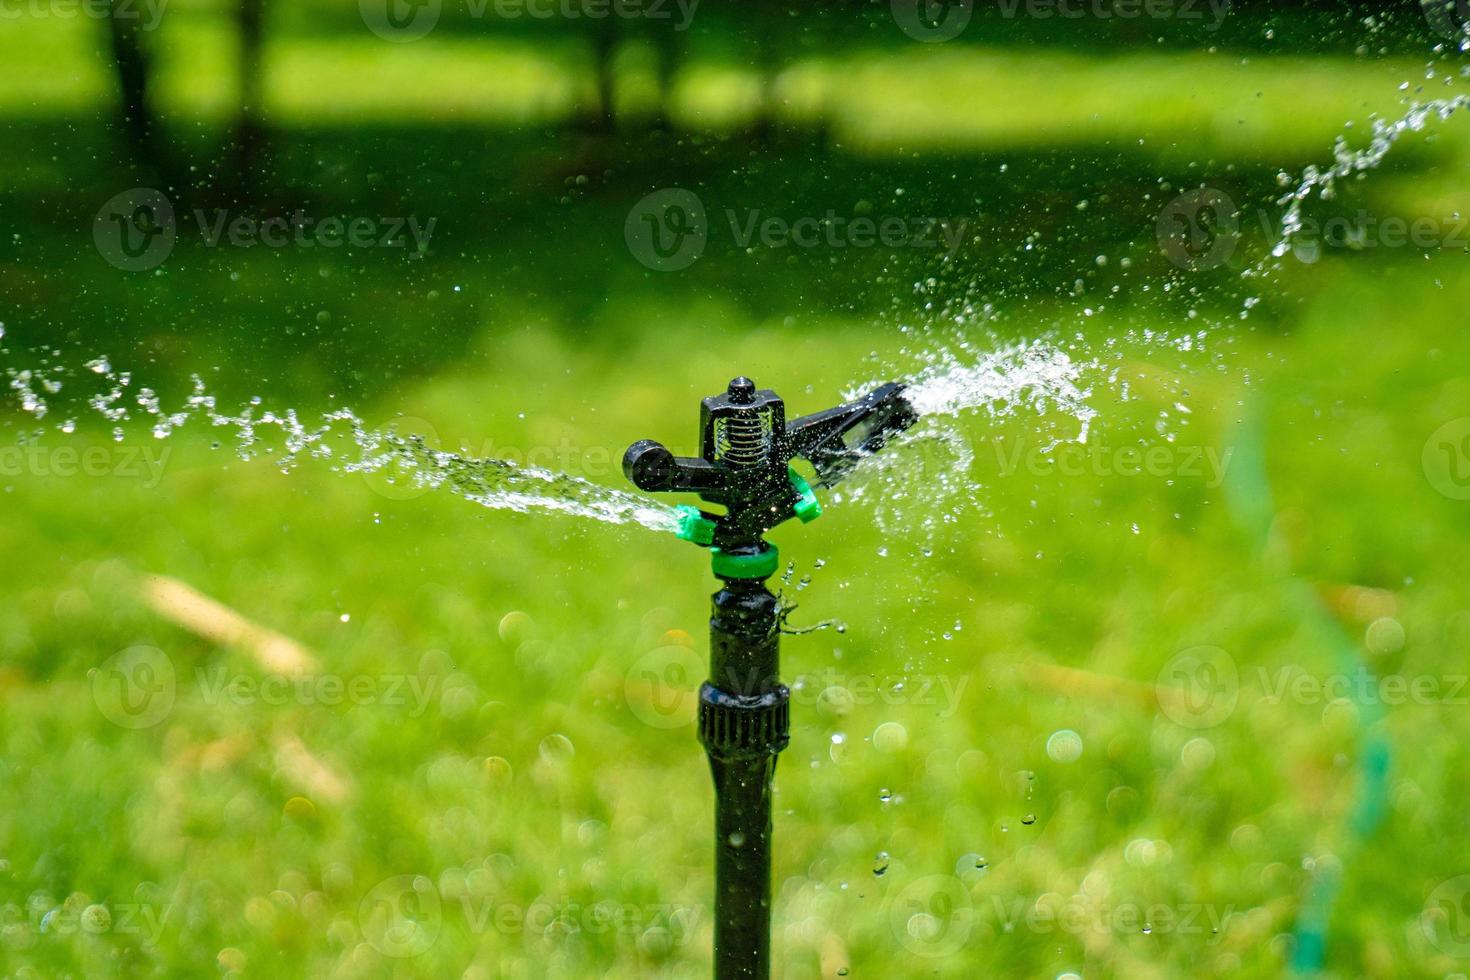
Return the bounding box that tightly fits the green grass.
[2,247,1470,976]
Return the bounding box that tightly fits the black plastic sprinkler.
[624,377,919,979]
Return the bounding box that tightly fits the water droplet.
[872,852,889,877]
[873,721,908,753]
[1046,729,1083,763]
[538,733,575,765]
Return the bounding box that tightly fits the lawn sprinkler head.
[624,376,919,572]
[620,375,918,978]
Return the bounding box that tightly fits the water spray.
[624,376,919,979]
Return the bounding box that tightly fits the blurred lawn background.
[2,1,1470,977]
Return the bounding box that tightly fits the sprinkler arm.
[785,381,917,487]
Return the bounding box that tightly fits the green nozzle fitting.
[711,545,780,580]
[788,467,822,524]
[674,505,717,546]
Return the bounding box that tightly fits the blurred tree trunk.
[651,23,679,130]
[751,27,778,146]
[106,0,165,181]
[584,16,619,133]
[230,0,269,202]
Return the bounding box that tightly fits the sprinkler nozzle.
[624,377,919,553]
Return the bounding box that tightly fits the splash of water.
[1,328,1122,542]
[0,345,683,535]
[1257,95,1470,272]
[900,337,1098,443]
[826,333,1122,545]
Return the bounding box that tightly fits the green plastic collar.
[711,545,779,580]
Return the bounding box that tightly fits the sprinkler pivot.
[623,377,917,979]
[625,376,918,556]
